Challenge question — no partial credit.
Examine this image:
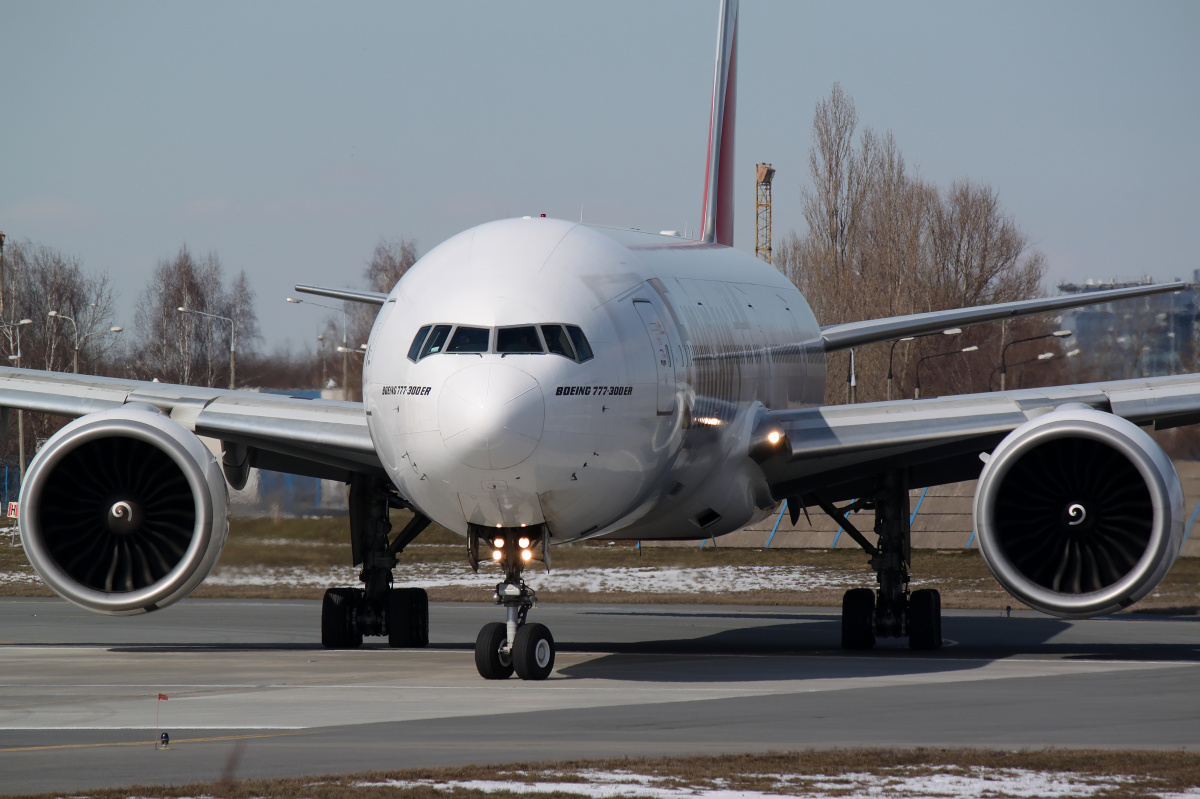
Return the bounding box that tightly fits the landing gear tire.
[841,588,876,650]
[388,587,430,648]
[908,588,942,650]
[475,621,515,680]
[321,587,363,649]
[513,622,555,681]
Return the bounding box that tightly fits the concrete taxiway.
[2,597,1199,794]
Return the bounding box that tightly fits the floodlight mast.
[177,307,237,389]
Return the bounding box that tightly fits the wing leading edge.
[820,282,1186,353]
[760,372,1200,504]
[0,367,381,482]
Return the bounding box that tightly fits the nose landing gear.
[470,525,554,680]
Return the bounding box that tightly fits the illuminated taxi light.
[493,537,506,548]
[521,549,532,562]
[518,537,531,549]
[695,416,722,426]
[492,549,503,561]
[767,430,782,445]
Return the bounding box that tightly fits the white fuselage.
[362,217,826,543]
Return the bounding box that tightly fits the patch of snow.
[0,571,41,587]
[204,564,865,593]
[358,766,1184,799]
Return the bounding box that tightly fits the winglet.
[699,0,739,246]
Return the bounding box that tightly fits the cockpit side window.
[541,325,575,360]
[419,324,453,359]
[497,325,544,354]
[566,325,594,362]
[407,325,432,362]
[447,326,490,353]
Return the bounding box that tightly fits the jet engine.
[974,404,1184,618]
[19,404,229,615]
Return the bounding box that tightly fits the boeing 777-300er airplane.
[5,0,1197,679]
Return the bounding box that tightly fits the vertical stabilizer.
[700,0,739,246]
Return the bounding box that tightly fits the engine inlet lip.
[20,415,216,614]
[975,411,1183,618]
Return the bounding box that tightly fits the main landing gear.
[469,525,555,680]
[322,475,432,649]
[808,470,942,651]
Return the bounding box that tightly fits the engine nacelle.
[974,404,1184,618]
[20,404,229,615]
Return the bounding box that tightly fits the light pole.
[1,318,33,482]
[1000,330,1072,391]
[177,307,237,389]
[287,297,350,399]
[914,345,979,400]
[47,310,122,373]
[886,328,961,401]
[886,337,914,401]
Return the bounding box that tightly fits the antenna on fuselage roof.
[699,0,739,246]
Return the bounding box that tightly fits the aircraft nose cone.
[438,363,545,469]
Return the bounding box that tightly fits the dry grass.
[10,748,1200,799]
[3,513,1200,613]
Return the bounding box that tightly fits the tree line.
[0,235,417,480]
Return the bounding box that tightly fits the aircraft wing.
[0,367,381,481]
[760,372,1200,503]
[819,282,1186,352]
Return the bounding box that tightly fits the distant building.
[1058,276,1199,377]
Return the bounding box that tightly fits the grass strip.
[10,748,1200,799]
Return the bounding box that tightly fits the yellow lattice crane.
[755,163,775,262]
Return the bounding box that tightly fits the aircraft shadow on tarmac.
[94,608,1200,684]
[551,610,1200,683]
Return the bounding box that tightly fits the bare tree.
[1,241,120,374]
[134,246,259,387]
[777,85,1049,404]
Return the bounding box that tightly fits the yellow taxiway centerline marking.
[0,731,311,753]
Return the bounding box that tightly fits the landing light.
[518,537,531,549]
[493,538,505,548]
[492,549,503,561]
[767,431,782,445]
[521,549,532,562]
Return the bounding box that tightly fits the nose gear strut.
[470,524,555,680]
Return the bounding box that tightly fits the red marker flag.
[158,693,168,701]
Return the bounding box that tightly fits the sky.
[3,0,1198,353]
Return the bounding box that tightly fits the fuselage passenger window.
[419,324,453,359]
[407,325,432,362]
[497,326,544,354]
[541,325,575,360]
[447,326,490,353]
[566,325,594,362]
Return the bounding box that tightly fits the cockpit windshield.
[408,323,593,363]
[447,326,490,353]
[418,325,452,359]
[497,326,543,354]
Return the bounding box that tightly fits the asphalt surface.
[2,597,1200,794]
